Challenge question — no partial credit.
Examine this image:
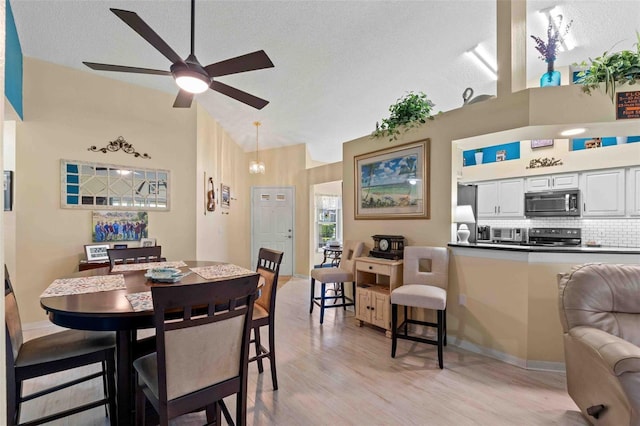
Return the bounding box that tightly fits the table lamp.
[454,205,476,244]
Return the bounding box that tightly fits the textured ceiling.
[9,0,640,163]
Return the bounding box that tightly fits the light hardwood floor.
[20,277,589,425]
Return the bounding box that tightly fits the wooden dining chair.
[250,248,284,390]
[133,274,259,426]
[107,246,162,270]
[4,265,117,426]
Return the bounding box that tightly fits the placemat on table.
[190,264,256,280]
[40,274,125,298]
[111,260,188,272]
[125,291,153,312]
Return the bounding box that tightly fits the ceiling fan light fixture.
[173,69,210,94]
[171,58,211,94]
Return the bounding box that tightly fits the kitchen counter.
[447,241,639,371]
[448,242,640,255]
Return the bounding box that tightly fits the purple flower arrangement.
[530,15,573,64]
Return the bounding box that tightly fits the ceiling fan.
[83,0,274,109]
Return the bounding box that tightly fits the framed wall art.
[140,237,156,247]
[84,244,110,262]
[61,159,170,211]
[4,170,13,211]
[92,210,148,242]
[531,139,554,149]
[221,183,231,208]
[354,139,430,220]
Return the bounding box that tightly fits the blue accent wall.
[571,136,640,150]
[463,141,520,166]
[5,0,23,119]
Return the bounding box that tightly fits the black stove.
[528,227,582,246]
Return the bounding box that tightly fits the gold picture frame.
[354,139,430,220]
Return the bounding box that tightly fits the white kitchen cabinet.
[628,167,640,216]
[581,168,626,217]
[525,173,579,192]
[477,178,524,218]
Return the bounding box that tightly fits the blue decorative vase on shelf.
[540,62,561,87]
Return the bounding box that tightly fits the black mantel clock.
[370,235,405,260]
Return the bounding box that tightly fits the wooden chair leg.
[443,308,448,346]
[437,310,444,369]
[135,380,146,426]
[309,278,315,314]
[269,322,278,390]
[206,401,222,426]
[106,354,117,426]
[391,303,398,358]
[320,282,326,324]
[254,327,264,374]
[341,282,347,310]
[403,305,409,335]
[15,381,22,425]
[351,281,356,311]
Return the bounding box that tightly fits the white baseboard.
[451,338,566,372]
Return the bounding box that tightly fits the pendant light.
[249,121,266,174]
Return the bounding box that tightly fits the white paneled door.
[251,186,294,275]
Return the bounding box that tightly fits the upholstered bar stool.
[391,246,449,369]
[309,240,364,324]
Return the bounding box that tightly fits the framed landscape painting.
[354,139,430,220]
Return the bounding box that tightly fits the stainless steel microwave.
[524,190,580,217]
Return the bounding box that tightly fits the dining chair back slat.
[107,246,162,270]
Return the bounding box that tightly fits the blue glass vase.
[540,70,561,87]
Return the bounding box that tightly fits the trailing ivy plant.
[576,31,640,102]
[372,91,436,141]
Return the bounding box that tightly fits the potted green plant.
[576,31,640,102]
[372,91,436,141]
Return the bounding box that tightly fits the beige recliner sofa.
[558,263,640,426]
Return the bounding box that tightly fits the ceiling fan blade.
[211,81,269,109]
[204,50,275,77]
[173,90,194,108]
[110,8,183,64]
[83,62,171,76]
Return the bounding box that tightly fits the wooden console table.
[354,257,403,337]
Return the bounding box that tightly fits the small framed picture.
[531,139,554,149]
[84,244,110,262]
[113,243,128,249]
[496,150,506,162]
[221,184,231,208]
[140,237,156,247]
[4,171,13,211]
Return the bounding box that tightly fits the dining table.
[39,260,260,426]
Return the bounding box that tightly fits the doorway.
[311,181,342,267]
[251,186,295,275]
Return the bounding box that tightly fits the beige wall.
[16,58,198,323]
[195,106,252,268]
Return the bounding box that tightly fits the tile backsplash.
[479,217,640,247]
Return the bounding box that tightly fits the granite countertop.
[448,242,640,254]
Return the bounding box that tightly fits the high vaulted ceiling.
[9,0,640,163]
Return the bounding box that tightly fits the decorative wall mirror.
[61,159,170,211]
